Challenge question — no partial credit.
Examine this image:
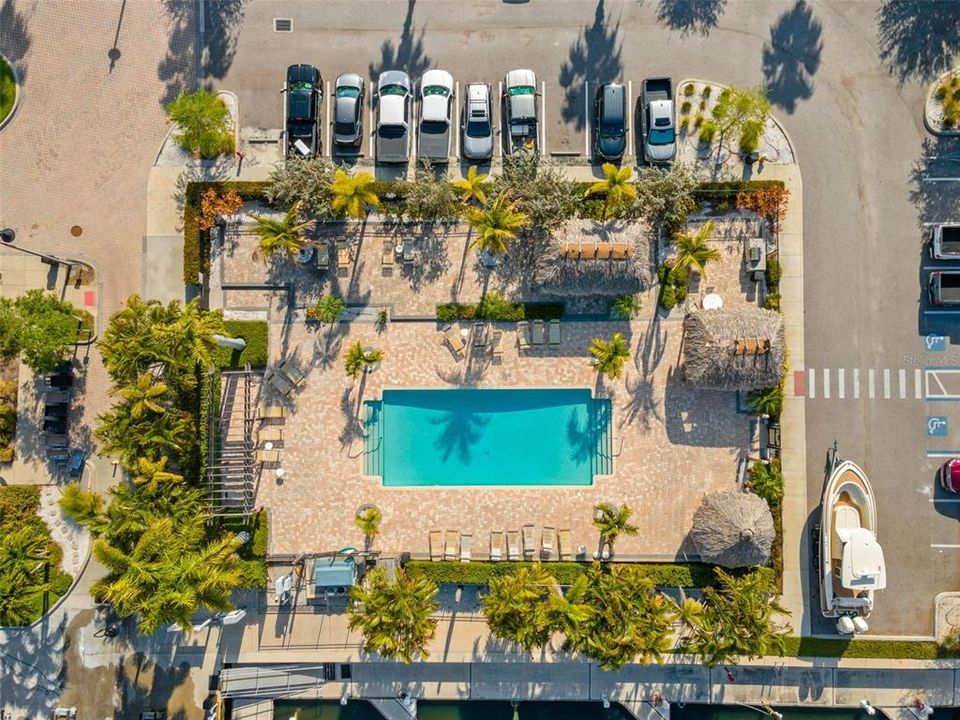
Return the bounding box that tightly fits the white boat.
[819,460,886,631]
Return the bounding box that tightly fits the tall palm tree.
[592,502,639,554]
[544,574,593,647]
[251,201,315,262]
[588,332,632,380]
[348,568,438,663]
[175,299,225,371]
[452,165,490,206]
[330,169,381,220]
[467,192,529,256]
[119,373,169,418]
[344,342,384,380]
[747,383,783,418]
[586,163,637,219]
[0,526,49,586]
[132,456,185,494]
[0,574,48,626]
[355,506,382,550]
[673,220,720,277]
[482,565,553,652]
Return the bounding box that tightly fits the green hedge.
[214,320,268,369]
[782,636,955,660]
[693,179,785,200]
[405,560,718,588]
[215,510,268,588]
[183,181,271,285]
[437,301,564,323]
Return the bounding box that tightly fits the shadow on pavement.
[762,0,823,115]
[0,0,30,77]
[203,0,247,82]
[559,0,623,131]
[876,0,960,84]
[158,0,198,107]
[368,0,432,83]
[655,0,727,37]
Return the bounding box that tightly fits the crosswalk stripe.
[823,368,830,399]
[899,369,907,399]
[838,368,845,399]
[915,369,923,400]
[869,369,876,399]
[853,368,860,399]
[808,368,816,399]
[883,368,891,399]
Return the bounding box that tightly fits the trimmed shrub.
[698,119,718,144]
[680,100,692,115]
[213,320,268,369]
[683,83,696,97]
[437,299,564,322]
[764,293,782,312]
[748,460,784,503]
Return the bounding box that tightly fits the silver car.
[333,73,365,147]
[462,83,493,161]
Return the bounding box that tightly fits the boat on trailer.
[819,458,887,634]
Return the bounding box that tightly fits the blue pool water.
[363,388,612,486]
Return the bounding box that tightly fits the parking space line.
[868,369,876,399]
[325,81,331,157]
[541,80,546,154]
[411,79,417,163]
[822,368,830,399]
[369,88,375,158]
[923,177,960,183]
[808,368,816,399]
[899,368,907,399]
[453,81,459,161]
[916,369,923,399]
[838,368,845,399]
[497,81,502,158]
[853,368,860,399]
[927,450,960,456]
[584,80,590,157]
[883,368,891,399]
[930,498,960,503]
[931,544,960,548]
[626,80,633,158]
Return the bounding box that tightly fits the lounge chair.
[473,322,488,348]
[548,319,560,345]
[429,530,443,561]
[444,529,459,561]
[265,371,295,397]
[522,524,535,558]
[490,531,504,561]
[460,532,473,563]
[442,329,465,357]
[596,243,612,260]
[382,240,395,276]
[558,529,573,560]
[611,242,629,260]
[44,434,68,448]
[516,321,530,350]
[315,241,330,269]
[258,426,283,444]
[278,360,306,387]
[507,530,521,561]
[257,405,285,420]
[541,526,556,559]
[531,320,545,345]
[490,330,504,361]
[580,242,597,260]
[255,449,280,464]
[337,242,350,276]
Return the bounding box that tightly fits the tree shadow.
[656,0,727,37]
[158,0,197,107]
[559,0,623,130]
[909,137,960,227]
[876,0,960,85]
[203,0,247,82]
[0,0,31,77]
[762,0,823,114]
[429,407,490,464]
[368,0,432,82]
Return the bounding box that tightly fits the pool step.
[592,398,614,476]
[363,400,384,478]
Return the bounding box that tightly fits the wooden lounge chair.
[490,530,504,561]
[541,526,556,559]
[596,243,612,260]
[580,242,597,260]
[257,405,285,420]
[278,360,305,387]
[548,319,561,345]
[315,241,330,269]
[44,434,68,448]
[444,529,459,561]
[564,243,579,260]
[429,530,443,561]
[337,242,350,276]
[265,371,295,397]
[255,449,280,464]
[507,530,521,561]
[460,532,473,563]
[490,330,504,361]
[531,319,545,345]
[522,524,535,558]
[473,322,488,348]
[516,321,530,350]
[611,242,629,260]
[381,240,395,276]
[442,329,465,357]
[558,529,573,560]
[258,426,283,444]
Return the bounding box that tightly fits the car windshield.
[508,85,535,96]
[649,128,675,145]
[336,87,360,98]
[420,120,447,134]
[335,121,356,135]
[289,81,313,92]
[380,84,408,96]
[423,85,450,97]
[466,120,491,138]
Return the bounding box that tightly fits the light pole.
[0,227,75,269]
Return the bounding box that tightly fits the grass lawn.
[0,56,16,124]
[783,636,954,660]
[214,320,268,369]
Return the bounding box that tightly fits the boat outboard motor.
[852,616,869,634]
[837,615,856,634]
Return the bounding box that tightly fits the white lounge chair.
[429,530,443,561]
[541,526,556,559]
[507,530,521,561]
[444,529,459,561]
[460,532,473,562]
[490,531,504,561]
[548,319,561,345]
[522,524,535,558]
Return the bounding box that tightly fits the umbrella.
[690,490,774,568]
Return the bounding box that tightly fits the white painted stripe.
[915,369,923,400]
[584,80,590,157]
[626,80,633,157]
[453,81,460,159]
[496,81,503,158]
[923,310,960,316]
[838,368,845,399]
[899,368,907,399]
[853,368,860,399]
[822,368,830,399]
[931,544,960,548]
[883,368,891,399]
[808,368,816,399]
[868,369,876,399]
[540,80,546,153]
[923,177,960,183]
[325,80,331,156]
[930,498,960,503]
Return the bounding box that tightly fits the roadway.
[206,0,960,636]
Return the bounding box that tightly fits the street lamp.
[0,227,74,269]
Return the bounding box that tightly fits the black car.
[334,73,365,148]
[593,82,626,161]
[285,64,322,158]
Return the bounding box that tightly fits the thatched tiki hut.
[682,308,785,391]
[691,490,775,568]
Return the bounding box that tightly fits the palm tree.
[588,332,632,380]
[673,220,720,277]
[119,373,169,418]
[747,383,783,418]
[0,526,49,586]
[251,201,315,262]
[132,456,185,494]
[592,502,639,555]
[544,574,593,646]
[0,574,48,626]
[467,192,529,256]
[348,568,438,662]
[344,342,383,380]
[482,565,553,652]
[452,165,490,206]
[330,169,381,220]
[586,163,637,219]
[59,483,106,529]
[355,506,382,550]
[175,299,225,371]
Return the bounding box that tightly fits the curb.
[923,70,960,137]
[0,52,22,132]
[934,591,960,643]
[153,89,240,167]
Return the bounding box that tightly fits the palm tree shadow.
[0,0,31,75]
[762,0,823,114]
[656,0,727,37]
[429,408,490,464]
[559,0,623,130]
[368,0,432,81]
[876,0,960,84]
[621,313,668,430]
[202,0,247,82]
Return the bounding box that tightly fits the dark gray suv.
[593,83,626,161]
[334,73,365,148]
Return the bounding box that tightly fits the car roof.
[422,94,450,123]
[336,72,364,89]
[599,84,625,123]
[421,69,453,92]
[335,94,358,125]
[380,94,408,124]
[505,69,536,88]
[287,64,319,85]
[379,70,410,91]
[467,83,489,102]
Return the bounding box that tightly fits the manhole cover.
[947,604,960,626]
[70,225,83,237]
[273,18,293,32]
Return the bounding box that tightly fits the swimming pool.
[363,388,612,486]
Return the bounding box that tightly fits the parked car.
[941,459,960,493]
[284,64,322,158]
[333,73,365,148]
[640,77,676,163]
[593,82,626,161]
[462,83,494,161]
[503,69,539,155]
[929,270,960,305]
[930,223,960,260]
[376,71,412,164]
[418,69,454,164]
